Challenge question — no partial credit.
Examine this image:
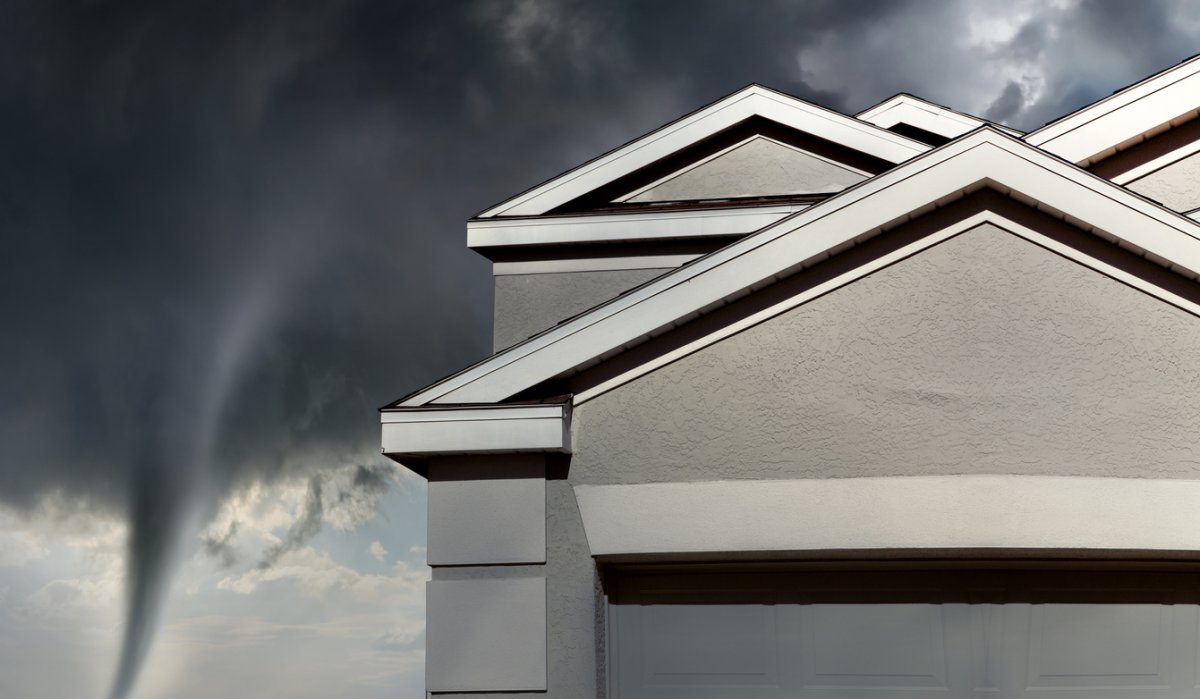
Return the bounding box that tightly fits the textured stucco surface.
[1128,150,1200,212]
[628,136,866,202]
[494,268,667,352]
[431,481,599,699]
[572,223,1200,484]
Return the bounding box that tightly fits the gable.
[571,223,1200,485]
[476,85,927,218]
[620,136,868,203]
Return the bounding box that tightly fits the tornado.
[106,276,281,699]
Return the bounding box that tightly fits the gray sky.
[1,1,1198,696]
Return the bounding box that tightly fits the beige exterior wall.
[493,268,668,351]
[627,136,866,202]
[1127,150,1200,212]
[573,222,1200,484]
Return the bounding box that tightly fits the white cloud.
[0,493,127,568]
[16,576,120,622]
[369,541,387,561]
[0,494,127,633]
[322,464,396,532]
[0,526,48,567]
[217,546,428,601]
[196,463,403,575]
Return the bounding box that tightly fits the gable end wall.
[572,222,1200,485]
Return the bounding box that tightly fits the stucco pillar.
[424,454,548,694]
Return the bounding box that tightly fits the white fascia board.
[380,403,569,456]
[400,129,1200,407]
[477,86,929,218]
[1027,55,1200,165]
[468,202,808,249]
[493,255,698,276]
[574,476,1200,556]
[858,94,1024,139]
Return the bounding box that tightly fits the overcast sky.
[2,1,1199,697]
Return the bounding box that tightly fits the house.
[382,56,1200,697]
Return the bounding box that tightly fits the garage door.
[609,568,1200,699]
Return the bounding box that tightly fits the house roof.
[391,127,1200,409]
[475,84,930,219]
[1026,53,1200,166]
[857,93,1023,140]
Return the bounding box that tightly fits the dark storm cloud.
[1,1,1197,697]
[254,463,390,570]
[985,81,1026,124]
[201,520,239,569]
[981,0,1200,129]
[0,0,911,514]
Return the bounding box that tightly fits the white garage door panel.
[1025,604,1173,688]
[644,604,778,682]
[611,573,1200,699]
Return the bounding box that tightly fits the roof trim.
[476,84,930,218]
[468,200,809,249]
[395,128,1200,407]
[1027,54,1200,165]
[380,402,571,458]
[857,93,1022,139]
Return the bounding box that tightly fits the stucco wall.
[628,136,866,202]
[494,268,668,351]
[571,222,1200,484]
[1127,150,1200,212]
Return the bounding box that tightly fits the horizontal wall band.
[574,475,1200,557]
